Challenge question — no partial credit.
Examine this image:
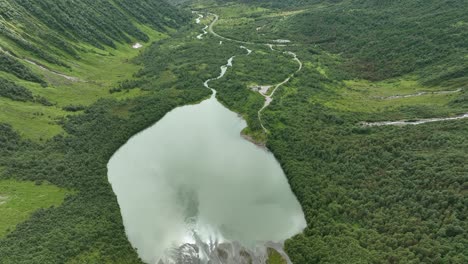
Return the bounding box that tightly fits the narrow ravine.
[362,113,468,127]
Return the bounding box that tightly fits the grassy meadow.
[0,180,70,238]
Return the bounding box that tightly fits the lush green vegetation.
[209,44,299,137]
[0,2,245,261]
[1,0,467,263]
[0,53,45,85]
[0,90,210,263]
[212,0,468,85]
[192,1,468,263]
[0,78,33,102]
[0,30,249,261]
[0,0,187,62]
[0,0,189,142]
[0,78,52,107]
[0,180,69,238]
[0,0,213,262]
[267,249,287,264]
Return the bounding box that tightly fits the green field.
[0,180,69,238]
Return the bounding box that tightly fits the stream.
[257,51,302,132]
[197,12,304,133]
[377,88,462,100]
[197,26,208,40]
[362,113,468,127]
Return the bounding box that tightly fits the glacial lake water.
[107,95,306,263]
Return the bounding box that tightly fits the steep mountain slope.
[0,0,190,141]
[0,0,188,96]
[0,0,188,65]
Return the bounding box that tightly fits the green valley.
[0,0,467,263]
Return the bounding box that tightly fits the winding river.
[197,12,304,133]
[108,44,306,263]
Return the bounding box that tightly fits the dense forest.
[263,59,468,263]
[0,0,467,263]
[212,0,468,84]
[0,78,33,102]
[0,53,46,85]
[203,1,468,263]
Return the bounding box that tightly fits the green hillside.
[0,1,196,262]
[0,0,189,141]
[1,0,187,61]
